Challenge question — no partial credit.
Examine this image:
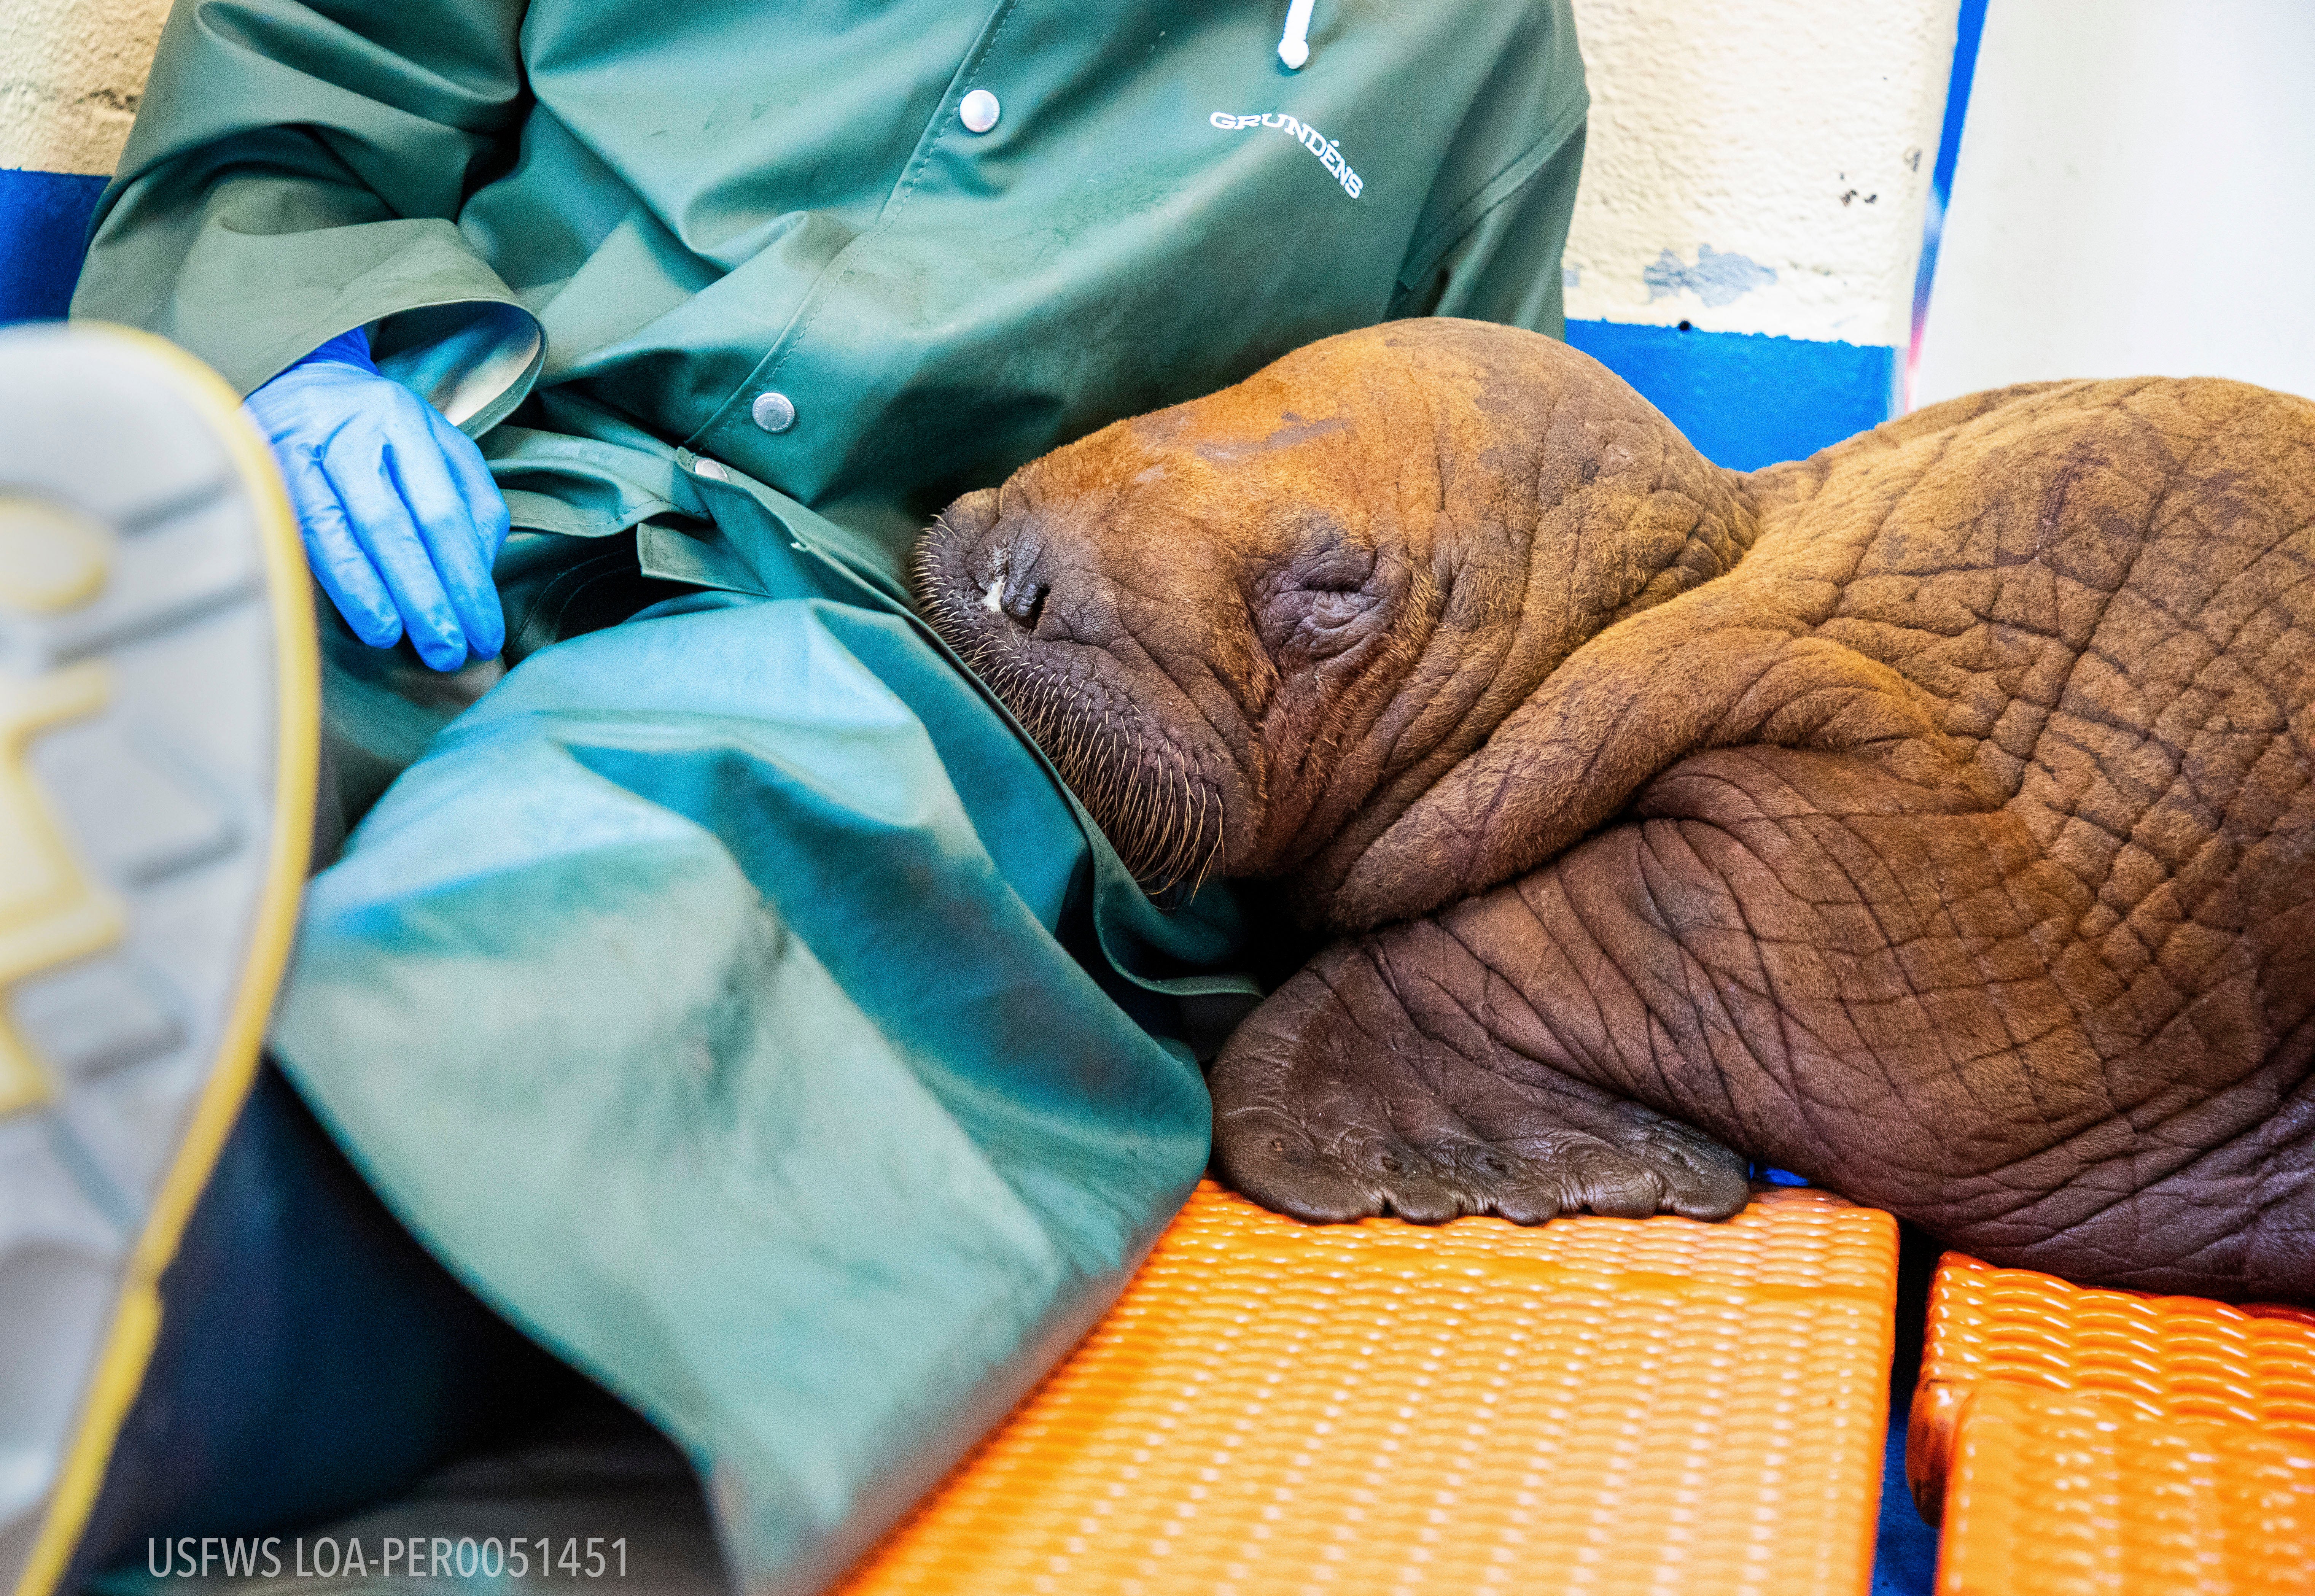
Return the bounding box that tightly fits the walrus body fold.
[913,319,2315,1302]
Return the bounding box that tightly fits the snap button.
[694,458,730,482]
[959,89,1001,135]
[750,391,796,434]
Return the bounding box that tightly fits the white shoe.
[0,323,317,1596]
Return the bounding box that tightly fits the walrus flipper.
[1219,736,2314,1299]
[1209,932,1751,1227]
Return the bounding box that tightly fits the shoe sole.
[0,324,317,1596]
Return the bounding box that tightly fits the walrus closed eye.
[912,318,2315,1304]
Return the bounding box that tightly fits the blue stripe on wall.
[1929,0,1990,221]
[1908,0,1990,385]
[1,168,107,325]
[1563,319,1897,471]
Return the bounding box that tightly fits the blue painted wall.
[0,167,106,325]
[1907,0,1991,393]
[1564,320,1899,471]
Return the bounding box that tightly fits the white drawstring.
[1278,0,1314,70]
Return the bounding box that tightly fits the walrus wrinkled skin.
[912,318,2315,1302]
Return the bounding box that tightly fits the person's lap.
[83,526,1221,1592]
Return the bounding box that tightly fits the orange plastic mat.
[836,1181,1899,1596]
[1906,1253,2315,1595]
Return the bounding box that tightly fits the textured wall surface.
[1913,0,2315,405]
[1558,0,1965,466]
[1564,0,1959,347]
[0,0,172,176]
[0,0,172,322]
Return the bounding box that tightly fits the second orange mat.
[837,1181,1900,1596]
[1908,1252,2315,1596]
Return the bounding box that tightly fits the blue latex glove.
[245,328,510,669]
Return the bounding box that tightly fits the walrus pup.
[912,319,2315,1302]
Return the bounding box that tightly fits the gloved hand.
[245,327,510,670]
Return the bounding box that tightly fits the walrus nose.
[974,536,1050,629]
[1001,574,1049,630]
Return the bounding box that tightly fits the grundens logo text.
[1210,111,1363,198]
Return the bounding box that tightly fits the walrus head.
[911,319,1758,914]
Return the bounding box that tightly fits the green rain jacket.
[75,3,1586,1591]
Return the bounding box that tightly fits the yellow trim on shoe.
[10,326,319,1596]
[0,658,128,1116]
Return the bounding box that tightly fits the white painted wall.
[1564,0,1960,348]
[1914,0,2315,405]
[0,0,171,176]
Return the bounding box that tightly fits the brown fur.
[913,319,2315,1301]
